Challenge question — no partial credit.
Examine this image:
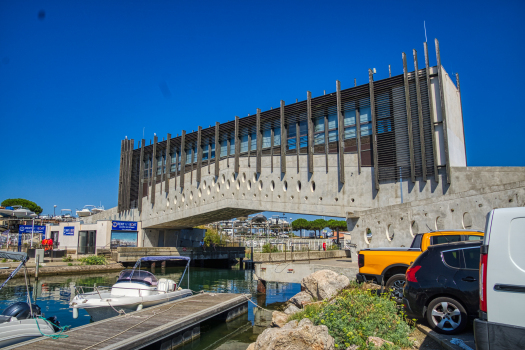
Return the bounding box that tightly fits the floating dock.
[6,292,249,350]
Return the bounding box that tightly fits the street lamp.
[53,205,57,217]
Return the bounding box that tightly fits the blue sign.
[17,232,22,252]
[63,227,75,236]
[112,221,138,231]
[19,225,46,234]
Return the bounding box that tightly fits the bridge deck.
[7,293,249,350]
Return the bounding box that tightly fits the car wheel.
[385,274,405,304]
[426,297,467,335]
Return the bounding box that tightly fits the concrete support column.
[118,140,124,212]
[280,101,286,175]
[165,133,171,193]
[435,38,451,184]
[456,73,467,165]
[197,126,202,183]
[402,52,416,183]
[215,122,220,177]
[307,91,314,174]
[369,69,380,191]
[356,108,362,174]
[234,116,240,174]
[256,109,262,174]
[180,131,186,189]
[424,42,440,183]
[151,135,158,205]
[336,80,345,184]
[138,139,145,212]
[413,50,427,181]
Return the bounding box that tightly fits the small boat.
[70,256,193,322]
[0,251,64,347]
[60,209,73,221]
[0,207,14,218]
[13,206,35,219]
[91,204,105,214]
[76,205,95,217]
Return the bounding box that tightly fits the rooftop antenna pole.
[143,127,145,139]
[424,21,428,42]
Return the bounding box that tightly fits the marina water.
[0,266,300,349]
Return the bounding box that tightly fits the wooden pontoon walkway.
[6,292,250,350]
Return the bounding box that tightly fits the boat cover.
[139,256,190,262]
[0,252,28,292]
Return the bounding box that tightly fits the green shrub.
[78,255,107,265]
[1,258,6,263]
[62,255,73,262]
[262,243,279,253]
[289,283,414,349]
[67,263,73,266]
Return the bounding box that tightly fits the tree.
[1,198,43,215]
[327,219,348,245]
[310,219,327,239]
[291,218,308,238]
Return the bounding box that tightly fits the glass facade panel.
[314,133,325,145]
[250,132,256,151]
[240,134,248,153]
[273,127,281,146]
[344,110,356,127]
[328,130,338,142]
[262,129,271,148]
[314,117,324,132]
[211,143,215,159]
[344,126,356,140]
[220,140,227,157]
[360,106,371,123]
[327,113,337,130]
[202,144,209,160]
[361,123,372,136]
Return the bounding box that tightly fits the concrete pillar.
[336,80,345,184]
[257,279,267,294]
[369,69,380,191]
[138,139,145,212]
[280,100,286,175]
[118,140,124,212]
[435,38,451,184]
[307,91,314,174]
[402,52,416,183]
[413,50,427,182]
[180,131,186,188]
[456,72,467,165]
[161,260,166,268]
[174,144,178,189]
[151,135,158,205]
[356,108,362,174]
[256,109,262,174]
[215,122,220,177]
[197,126,202,183]
[234,116,240,174]
[165,133,171,193]
[424,42,439,183]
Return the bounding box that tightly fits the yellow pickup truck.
[356,230,484,301]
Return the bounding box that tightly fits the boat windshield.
[116,270,158,286]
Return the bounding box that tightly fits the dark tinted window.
[432,235,461,245]
[442,250,462,268]
[463,248,481,269]
[467,235,482,241]
[410,234,423,249]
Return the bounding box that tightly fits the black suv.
[403,241,481,335]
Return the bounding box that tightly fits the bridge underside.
[146,207,260,229]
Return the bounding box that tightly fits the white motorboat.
[0,207,14,218]
[76,205,95,217]
[70,256,193,321]
[0,251,64,347]
[13,206,35,219]
[91,205,105,214]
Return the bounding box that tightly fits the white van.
[474,208,525,350]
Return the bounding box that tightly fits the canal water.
[0,266,300,349]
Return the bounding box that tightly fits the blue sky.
[1,0,524,217]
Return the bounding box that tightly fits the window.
[262,128,271,148]
[240,134,248,153]
[273,127,281,146]
[211,142,215,159]
[202,144,209,161]
[313,116,325,153]
[410,234,423,249]
[250,132,256,151]
[220,140,227,157]
[463,248,481,269]
[467,235,482,241]
[299,121,307,151]
[431,235,461,245]
[287,124,296,151]
[442,250,462,268]
[230,134,235,154]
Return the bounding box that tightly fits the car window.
[442,250,462,268]
[410,234,423,249]
[467,235,482,241]
[463,248,480,269]
[432,235,461,245]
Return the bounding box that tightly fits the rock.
[246,343,255,350]
[271,311,288,328]
[363,282,381,290]
[366,336,394,347]
[301,270,350,301]
[289,291,312,308]
[284,304,300,315]
[253,318,335,350]
[345,345,358,350]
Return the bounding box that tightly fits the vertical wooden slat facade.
[336,80,345,184]
[165,134,171,194]
[280,101,286,174]
[413,50,427,181]
[435,39,451,183]
[403,52,416,183]
[151,135,158,205]
[424,42,439,183]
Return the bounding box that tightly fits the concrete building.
[82,39,524,254]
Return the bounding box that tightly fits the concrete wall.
[142,228,205,247]
[252,250,350,263]
[442,66,467,167]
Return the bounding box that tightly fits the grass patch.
[77,255,107,265]
[288,282,414,349]
[62,255,73,262]
[262,243,279,253]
